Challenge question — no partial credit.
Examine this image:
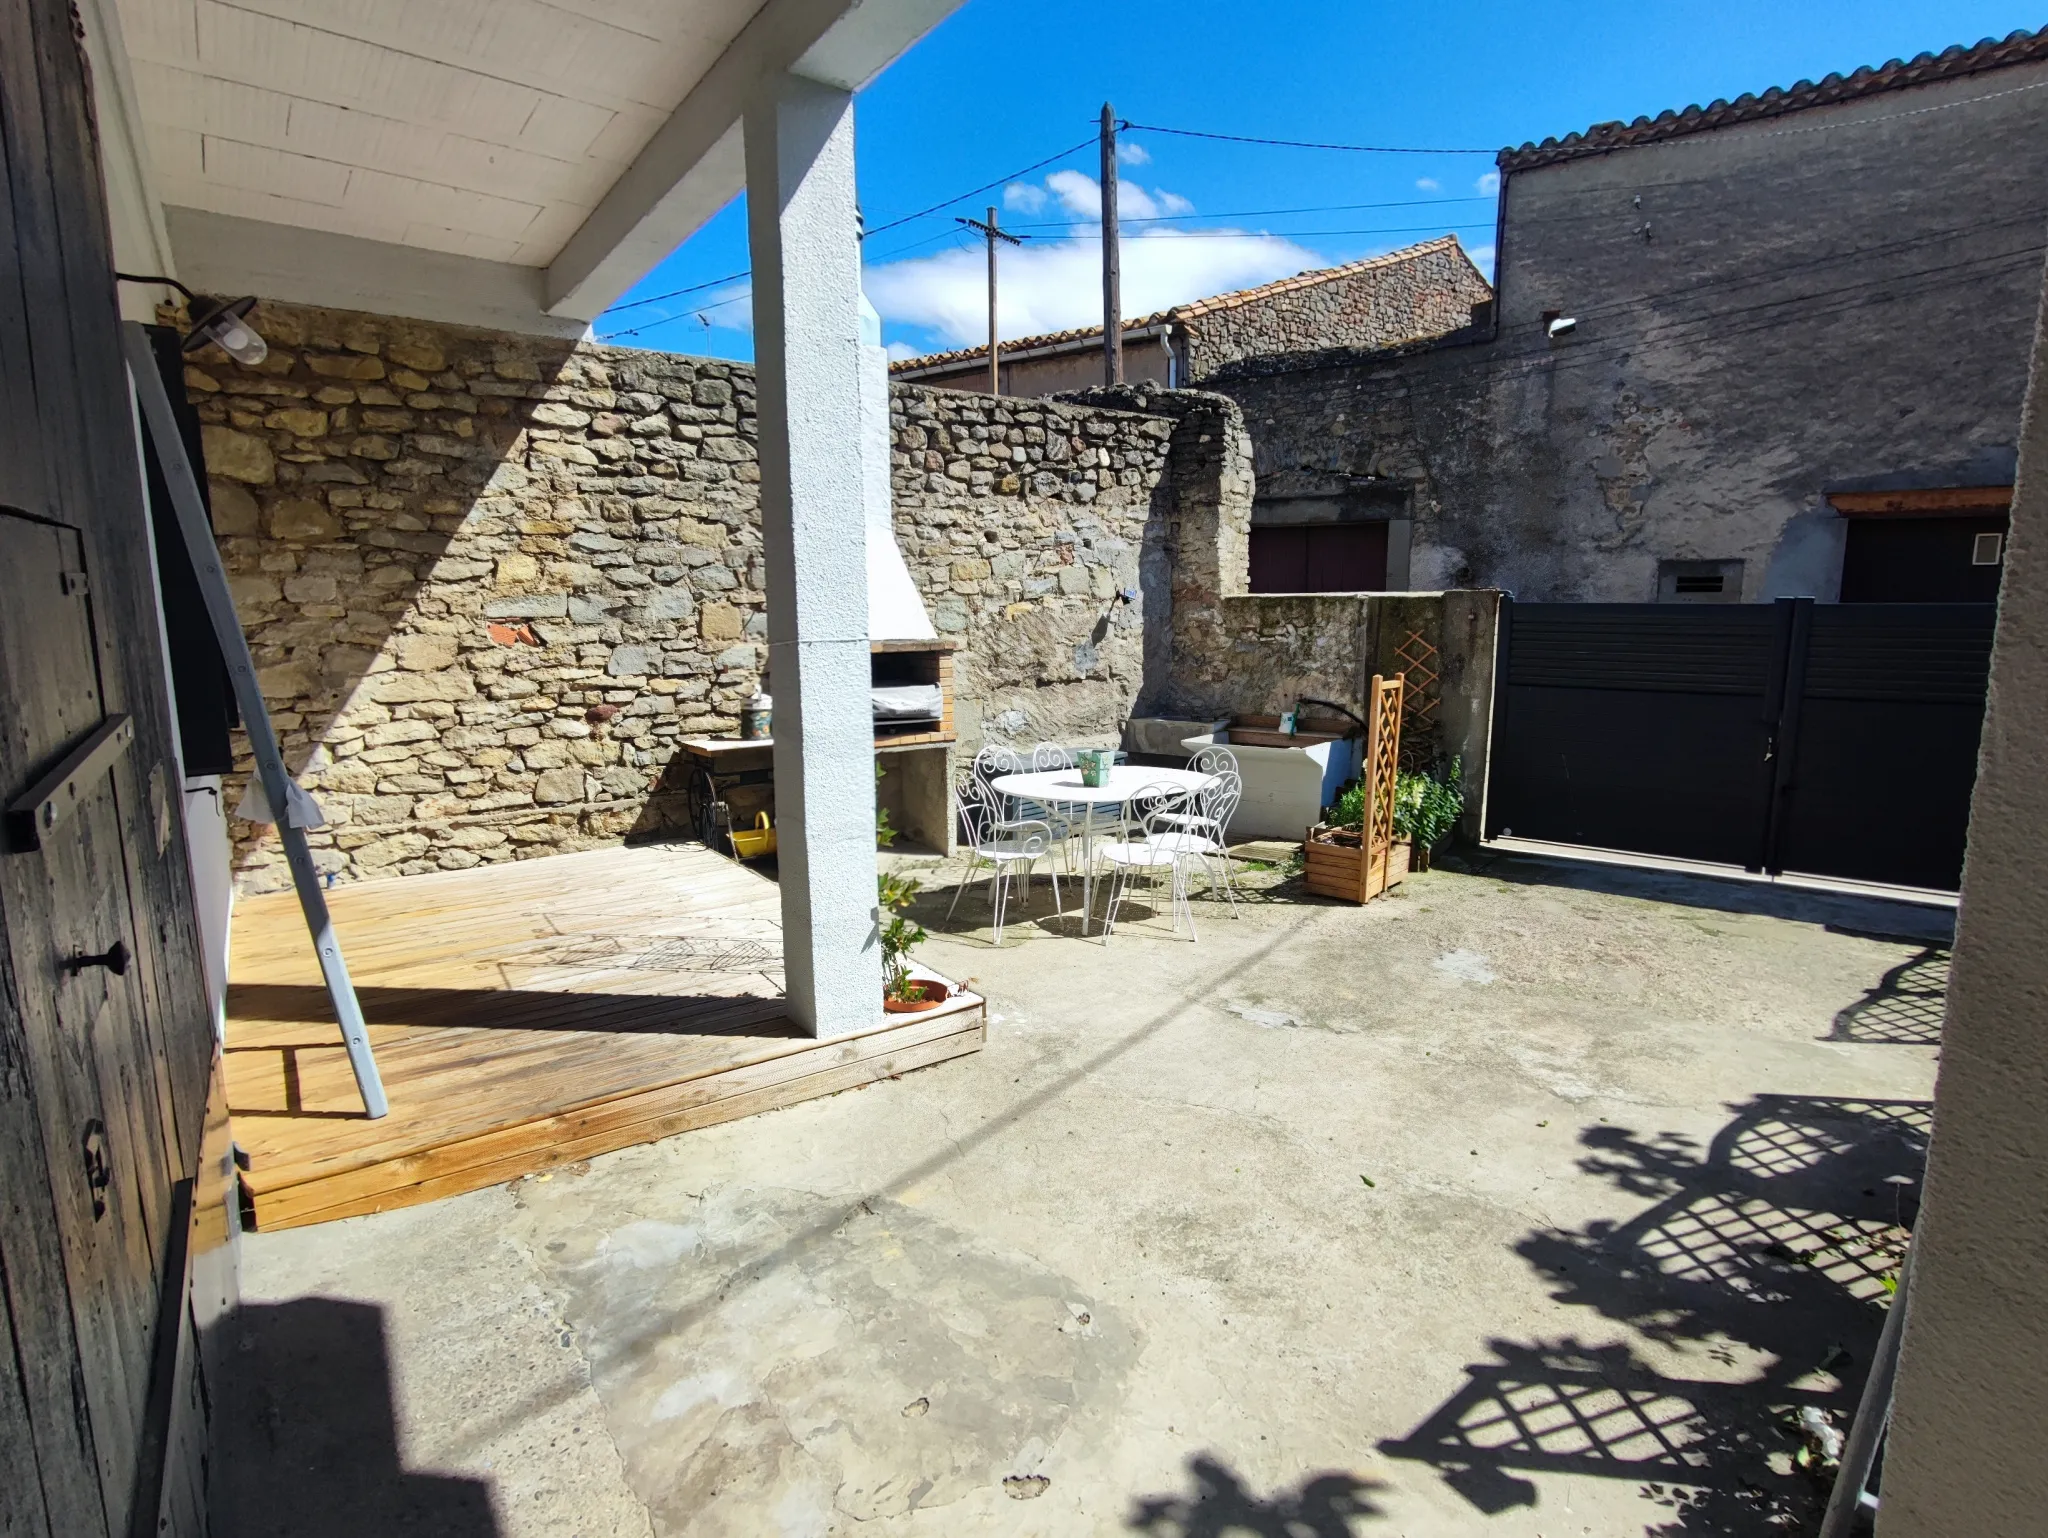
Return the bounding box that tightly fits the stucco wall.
[1212,60,2048,601]
[1880,245,2048,1537]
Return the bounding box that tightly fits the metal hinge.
[5,715,134,851]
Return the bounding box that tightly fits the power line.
[1123,120,1496,155]
[996,221,1497,243]
[860,135,1097,240]
[1006,194,1496,230]
[604,135,1094,331]
[607,268,750,316]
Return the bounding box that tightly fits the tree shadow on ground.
[1380,1094,1930,1534]
[1825,948,1948,1045]
[1127,1453,1385,1536]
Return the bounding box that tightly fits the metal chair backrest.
[1031,742,1074,771]
[1188,744,1239,779]
[1192,768,1241,846]
[973,744,1027,787]
[957,772,1051,857]
[1129,781,1196,841]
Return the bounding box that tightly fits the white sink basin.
[1180,728,1361,840]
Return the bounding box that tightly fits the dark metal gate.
[1484,599,1996,891]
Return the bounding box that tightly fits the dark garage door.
[1485,599,1995,890]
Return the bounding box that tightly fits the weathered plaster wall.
[197,303,1171,890]
[1213,60,2048,601]
[1880,253,2048,1537]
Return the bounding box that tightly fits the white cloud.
[1002,181,1047,214]
[1046,168,1104,220]
[1039,169,1192,224]
[1416,177,1441,192]
[1117,141,1151,166]
[885,339,922,361]
[864,226,1323,348]
[1476,170,1500,196]
[1467,243,1497,279]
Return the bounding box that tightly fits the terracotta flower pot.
[883,979,951,1013]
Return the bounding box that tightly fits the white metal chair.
[1161,750,1244,910]
[1027,741,1087,869]
[1095,782,1205,941]
[1181,768,1243,910]
[948,773,1063,945]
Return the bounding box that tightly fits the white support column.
[746,74,882,1037]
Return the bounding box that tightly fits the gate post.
[1754,596,1815,874]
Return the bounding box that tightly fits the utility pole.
[1100,102,1122,386]
[955,205,1021,395]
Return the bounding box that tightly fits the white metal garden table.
[989,765,1211,934]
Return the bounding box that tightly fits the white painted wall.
[78,0,177,320]
[1880,255,2048,1536]
[862,293,936,641]
[746,73,882,1037]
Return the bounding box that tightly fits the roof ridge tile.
[1499,26,2048,171]
[887,235,1475,374]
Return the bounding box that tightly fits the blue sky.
[597,1,2041,360]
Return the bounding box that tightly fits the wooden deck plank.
[225,843,982,1228]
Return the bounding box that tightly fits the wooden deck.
[224,844,983,1230]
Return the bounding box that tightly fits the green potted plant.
[879,872,949,1011]
[1392,764,1464,872]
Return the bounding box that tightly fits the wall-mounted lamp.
[1546,315,1578,340]
[116,273,269,366]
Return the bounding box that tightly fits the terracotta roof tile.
[887,235,1480,375]
[1500,27,2048,172]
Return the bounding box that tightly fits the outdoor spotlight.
[185,294,268,365]
[116,273,269,365]
[1547,315,1579,339]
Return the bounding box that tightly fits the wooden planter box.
[1302,825,1411,904]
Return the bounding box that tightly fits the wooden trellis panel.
[1302,672,1406,903]
[1393,629,1440,771]
[1361,672,1406,900]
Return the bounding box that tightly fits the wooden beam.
[1829,486,2013,517]
[543,0,970,324]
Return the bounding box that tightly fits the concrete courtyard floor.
[217,850,1948,1537]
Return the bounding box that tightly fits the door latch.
[63,939,130,977]
[81,1120,111,1220]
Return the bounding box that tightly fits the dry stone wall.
[195,302,1173,891]
[1179,240,1492,382]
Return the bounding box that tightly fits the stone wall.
[1178,237,1492,383]
[198,302,1173,891]
[1210,58,2048,601]
[1069,383,1501,824]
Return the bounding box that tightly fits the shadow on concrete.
[224,983,793,1039]
[1449,848,1956,943]
[1825,947,1949,1045]
[1381,1094,1929,1534]
[215,1297,499,1537]
[1126,1453,1385,1536]
[433,923,1311,1464]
